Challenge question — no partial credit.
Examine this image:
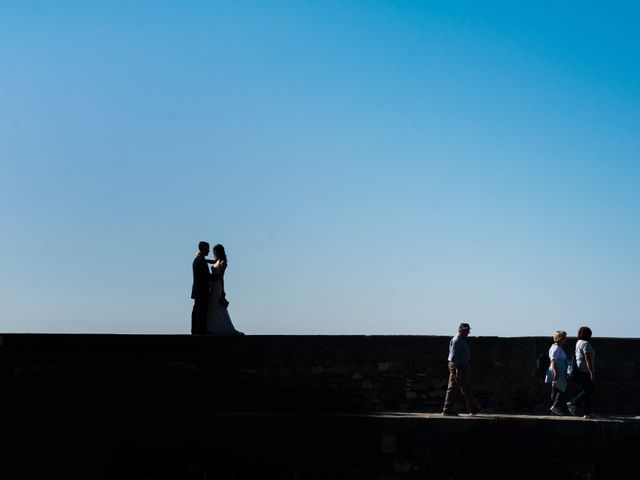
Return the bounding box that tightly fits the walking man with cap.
[442,323,483,416]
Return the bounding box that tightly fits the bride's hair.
[213,244,227,262]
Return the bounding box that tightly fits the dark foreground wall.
[2,334,638,414]
[1,334,640,479]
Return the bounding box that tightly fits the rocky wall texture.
[2,334,639,415]
[2,334,640,479]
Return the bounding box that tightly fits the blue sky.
[1,1,639,337]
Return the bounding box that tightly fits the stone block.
[393,456,412,473]
[380,434,396,453]
[325,363,349,375]
[361,363,375,372]
[364,390,380,399]
[377,362,391,372]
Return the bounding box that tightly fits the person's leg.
[199,297,210,334]
[457,366,481,412]
[191,301,199,334]
[569,371,589,414]
[582,377,595,415]
[442,362,458,413]
[550,386,566,414]
[192,298,208,334]
[551,387,561,409]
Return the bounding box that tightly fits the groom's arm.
[195,256,213,283]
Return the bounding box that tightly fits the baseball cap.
[459,323,471,331]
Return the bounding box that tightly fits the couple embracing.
[191,241,244,335]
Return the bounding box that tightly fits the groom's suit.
[191,253,212,334]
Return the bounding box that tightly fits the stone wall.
[2,334,640,479]
[2,333,639,415]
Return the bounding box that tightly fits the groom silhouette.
[191,241,212,334]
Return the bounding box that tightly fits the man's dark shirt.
[191,254,211,300]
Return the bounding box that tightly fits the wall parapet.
[2,333,638,415]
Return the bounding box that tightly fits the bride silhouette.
[205,244,244,335]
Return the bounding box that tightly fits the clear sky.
[1,1,639,337]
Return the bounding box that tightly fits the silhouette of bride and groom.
[190,241,244,335]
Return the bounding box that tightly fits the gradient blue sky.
[1,1,639,337]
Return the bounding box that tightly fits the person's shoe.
[442,410,458,416]
[583,414,598,419]
[566,402,577,416]
[550,406,563,416]
[468,408,485,416]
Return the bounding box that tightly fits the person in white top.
[567,326,596,418]
[546,330,568,415]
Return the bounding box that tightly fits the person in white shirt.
[546,330,568,415]
[567,326,597,419]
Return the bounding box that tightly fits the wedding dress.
[205,260,241,335]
